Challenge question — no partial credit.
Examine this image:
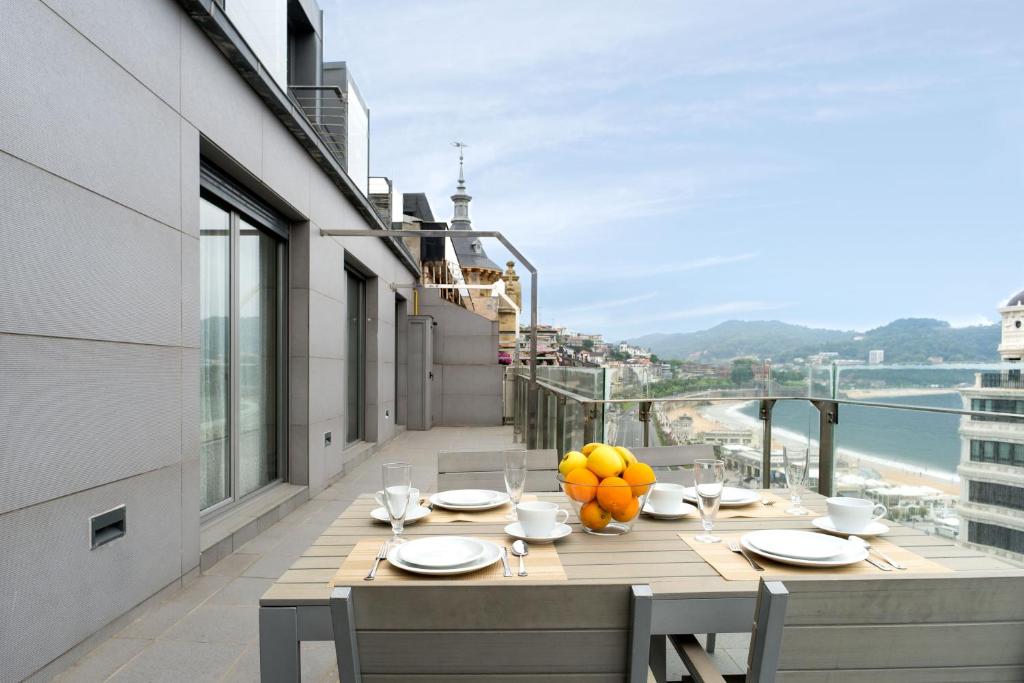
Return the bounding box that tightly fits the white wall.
[225,0,288,88]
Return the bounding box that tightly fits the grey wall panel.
[309,232,344,301]
[181,234,200,349]
[40,0,183,109]
[0,465,182,682]
[180,13,263,176]
[181,457,200,574]
[181,121,201,238]
[443,393,504,426]
[0,335,182,514]
[0,0,181,228]
[260,111,311,216]
[181,347,200,461]
[308,290,344,359]
[0,154,183,347]
[308,357,344,425]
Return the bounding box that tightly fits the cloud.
[546,253,757,281]
[547,292,660,316]
[617,301,791,327]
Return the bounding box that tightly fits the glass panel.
[346,271,365,444]
[199,199,231,510]
[238,218,279,497]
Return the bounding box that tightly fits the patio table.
[258,490,1014,681]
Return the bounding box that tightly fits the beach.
[841,387,964,400]
[701,400,961,497]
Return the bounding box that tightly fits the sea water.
[739,392,963,476]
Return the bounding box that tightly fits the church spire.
[450,141,472,229]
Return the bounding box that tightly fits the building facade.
[957,289,1024,563]
[0,0,503,678]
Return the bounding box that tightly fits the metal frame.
[319,227,541,447]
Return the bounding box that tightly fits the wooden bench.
[672,572,1024,682]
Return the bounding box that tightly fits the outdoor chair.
[669,572,1024,682]
[437,448,561,491]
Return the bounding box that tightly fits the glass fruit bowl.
[558,471,656,536]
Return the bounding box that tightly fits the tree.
[730,358,755,386]
[650,354,660,363]
[581,339,594,350]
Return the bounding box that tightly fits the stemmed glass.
[783,447,810,516]
[694,459,725,544]
[381,462,413,545]
[504,450,527,521]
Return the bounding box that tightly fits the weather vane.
[451,141,468,182]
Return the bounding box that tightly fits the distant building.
[868,349,885,364]
[958,287,1024,562]
[699,429,755,447]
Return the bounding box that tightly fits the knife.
[500,546,513,577]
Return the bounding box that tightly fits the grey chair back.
[437,449,560,491]
[745,572,1024,682]
[631,445,714,485]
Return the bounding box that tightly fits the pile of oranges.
[558,443,656,531]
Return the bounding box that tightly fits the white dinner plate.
[397,536,488,568]
[504,522,572,544]
[387,538,502,576]
[682,486,761,507]
[740,532,868,567]
[437,489,501,506]
[744,529,848,560]
[642,502,697,520]
[812,516,889,538]
[370,505,431,524]
[429,491,511,511]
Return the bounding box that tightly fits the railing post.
[536,388,549,449]
[583,402,598,444]
[639,401,652,448]
[555,396,566,455]
[527,383,540,450]
[759,399,776,489]
[812,400,838,496]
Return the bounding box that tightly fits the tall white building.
[869,349,885,364]
[957,289,1024,563]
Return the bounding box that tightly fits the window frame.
[199,162,289,519]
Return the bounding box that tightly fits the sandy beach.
[701,400,961,497]
[842,387,963,400]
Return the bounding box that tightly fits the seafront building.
[958,288,1024,562]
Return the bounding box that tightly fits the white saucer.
[387,539,502,576]
[504,522,572,544]
[429,491,510,511]
[370,506,431,524]
[642,502,697,519]
[812,516,889,538]
[740,532,867,568]
[682,486,761,507]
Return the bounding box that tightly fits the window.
[200,165,286,514]
[968,521,1024,555]
[969,481,1024,512]
[346,268,366,445]
[970,398,1024,423]
[970,439,1024,467]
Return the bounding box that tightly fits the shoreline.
[841,387,962,400]
[704,401,960,497]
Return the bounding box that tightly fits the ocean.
[738,392,963,475]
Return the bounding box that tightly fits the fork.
[727,540,764,571]
[364,543,389,581]
[761,497,776,506]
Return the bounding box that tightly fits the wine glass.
[783,447,810,516]
[381,462,413,545]
[504,450,527,521]
[694,459,725,544]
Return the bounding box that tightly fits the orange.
[581,442,605,456]
[587,445,624,479]
[611,496,640,522]
[596,476,632,513]
[579,500,611,530]
[563,468,598,503]
[623,462,656,497]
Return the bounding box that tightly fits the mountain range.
[625,318,1001,363]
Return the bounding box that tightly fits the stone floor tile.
[206,577,275,606]
[242,552,300,579]
[107,640,245,683]
[203,552,259,578]
[52,637,151,683]
[161,604,259,644]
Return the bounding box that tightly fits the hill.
[626,318,1000,363]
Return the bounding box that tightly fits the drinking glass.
[504,450,527,521]
[783,447,810,516]
[694,459,725,543]
[381,462,413,545]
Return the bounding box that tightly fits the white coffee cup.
[517,501,569,537]
[826,497,887,533]
[375,487,420,513]
[647,483,686,513]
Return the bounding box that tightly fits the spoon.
[511,540,529,576]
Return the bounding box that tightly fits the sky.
[322,1,1024,340]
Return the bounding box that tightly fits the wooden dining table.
[258,490,1014,682]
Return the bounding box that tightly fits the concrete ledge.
[199,482,308,571]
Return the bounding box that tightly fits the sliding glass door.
[200,194,284,514]
[346,269,365,445]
